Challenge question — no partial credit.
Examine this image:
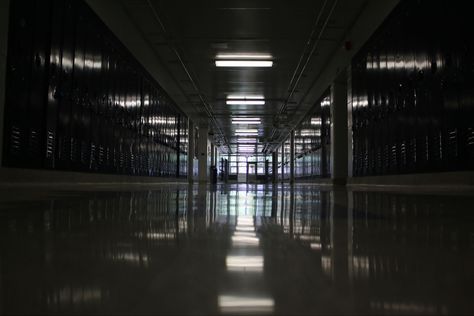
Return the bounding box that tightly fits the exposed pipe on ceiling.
[146,0,230,152]
[269,0,339,152]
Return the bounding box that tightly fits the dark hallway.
[1,0,474,314]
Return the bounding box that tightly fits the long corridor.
[1,185,473,315]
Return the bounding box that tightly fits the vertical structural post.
[330,70,348,185]
[290,130,295,184]
[272,150,278,183]
[176,116,180,178]
[214,146,218,166]
[198,124,209,183]
[187,119,194,183]
[281,144,284,182]
[347,66,353,178]
[210,142,215,167]
[0,0,10,166]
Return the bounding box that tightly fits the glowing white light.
[236,225,255,232]
[232,235,259,246]
[227,95,264,100]
[236,129,258,133]
[232,120,261,124]
[310,243,321,250]
[216,60,273,67]
[227,100,265,105]
[237,138,257,142]
[218,295,274,313]
[216,54,272,59]
[311,118,322,125]
[226,255,263,270]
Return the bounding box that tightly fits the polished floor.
[0,184,473,315]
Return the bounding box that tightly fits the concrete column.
[290,130,295,184]
[197,124,209,183]
[214,146,218,166]
[281,144,285,182]
[0,0,10,167]
[210,142,215,167]
[330,70,348,185]
[272,150,278,183]
[187,119,194,183]
[347,66,353,178]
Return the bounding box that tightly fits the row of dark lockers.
[3,0,188,177]
[351,0,474,177]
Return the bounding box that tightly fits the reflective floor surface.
[1,184,474,315]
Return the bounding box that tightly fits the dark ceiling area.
[119,0,368,154]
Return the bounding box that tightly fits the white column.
[197,124,209,183]
[0,0,10,166]
[330,70,348,185]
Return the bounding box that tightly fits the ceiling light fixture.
[227,100,265,105]
[216,60,273,68]
[236,129,258,133]
[227,95,264,100]
[216,54,272,59]
[232,121,261,125]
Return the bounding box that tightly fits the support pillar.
[290,130,295,184]
[197,124,209,183]
[210,143,215,166]
[281,144,285,182]
[214,146,218,167]
[0,0,10,166]
[272,150,278,183]
[330,70,348,186]
[347,66,353,178]
[187,119,194,183]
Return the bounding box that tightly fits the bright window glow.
[216,60,273,67]
[226,100,265,105]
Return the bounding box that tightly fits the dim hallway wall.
[0,0,10,167]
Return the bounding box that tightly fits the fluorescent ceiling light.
[216,60,273,67]
[216,54,272,59]
[227,100,265,105]
[232,121,261,125]
[237,138,257,142]
[227,95,264,100]
[236,129,258,133]
[232,117,261,121]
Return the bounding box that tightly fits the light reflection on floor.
[0,184,473,314]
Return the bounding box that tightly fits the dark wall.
[293,92,331,179]
[351,0,474,177]
[3,0,187,178]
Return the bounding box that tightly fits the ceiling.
[118,0,370,155]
